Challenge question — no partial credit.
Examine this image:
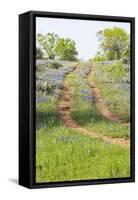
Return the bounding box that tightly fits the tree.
[37,33,59,59]
[36,47,43,59]
[37,33,78,61]
[122,38,130,64]
[96,27,129,60]
[56,38,78,61]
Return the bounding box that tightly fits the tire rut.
[88,64,129,125]
[58,64,130,147]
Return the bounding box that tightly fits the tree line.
[36,33,78,61]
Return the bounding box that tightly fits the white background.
[0,0,137,199]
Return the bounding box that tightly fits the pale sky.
[36,17,130,60]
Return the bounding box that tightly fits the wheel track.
[58,63,130,147]
[88,64,129,125]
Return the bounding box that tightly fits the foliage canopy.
[36,33,78,61]
[96,27,130,62]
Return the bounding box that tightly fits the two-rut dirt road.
[58,63,130,147]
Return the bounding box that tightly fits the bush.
[36,48,43,59]
[36,81,56,96]
[103,61,126,82]
[92,56,106,62]
[92,51,106,62]
[47,62,63,69]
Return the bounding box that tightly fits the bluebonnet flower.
[36,61,78,100]
[80,89,91,95]
[36,96,49,103]
[84,95,94,102]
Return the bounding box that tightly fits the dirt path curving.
[88,64,129,124]
[58,64,130,147]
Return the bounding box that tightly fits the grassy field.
[36,101,130,183]
[36,61,130,183]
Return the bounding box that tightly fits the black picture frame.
[19,10,135,189]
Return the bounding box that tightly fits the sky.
[36,17,130,60]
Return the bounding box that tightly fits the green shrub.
[47,62,63,69]
[36,48,43,59]
[36,81,55,96]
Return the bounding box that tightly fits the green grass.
[36,101,130,183]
